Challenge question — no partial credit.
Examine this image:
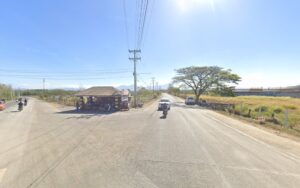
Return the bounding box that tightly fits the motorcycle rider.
[24,98,28,106]
[18,100,24,111]
[162,103,168,118]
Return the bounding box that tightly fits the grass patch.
[177,93,300,130]
[135,89,161,105]
[201,95,300,129]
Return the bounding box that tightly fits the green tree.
[173,66,241,103]
[208,86,236,97]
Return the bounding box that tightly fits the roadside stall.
[74,86,130,112]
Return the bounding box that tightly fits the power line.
[136,0,144,48]
[1,75,133,80]
[139,0,155,49]
[137,0,149,48]
[122,0,130,49]
[135,0,140,49]
[0,72,131,78]
[0,69,131,74]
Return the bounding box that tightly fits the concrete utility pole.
[152,77,155,94]
[129,49,141,108]
[43,78,45,91]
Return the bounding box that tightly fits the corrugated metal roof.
[75,86,122,97]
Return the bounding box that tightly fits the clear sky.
[0,0,299,89]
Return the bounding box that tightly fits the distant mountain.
[117,85,134,90]
[117,83,169,91]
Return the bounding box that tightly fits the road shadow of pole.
[171,102,206,110]
[10,110,20,113]
[56,109,115,120]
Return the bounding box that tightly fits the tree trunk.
[195,94,201,104]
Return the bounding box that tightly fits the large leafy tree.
[173,66,241,103]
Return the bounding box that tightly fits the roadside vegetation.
[169,66,300,137]
[135,88,161,106]
[22,89,77,106]
[172,66,240,103]
[200,95,300,130]
[171,89,300,135]
[22,88,161,107]
[0,83,15,100]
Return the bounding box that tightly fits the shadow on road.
[56,109,115,120]
[10,110,20,113]
[171,102,205,110]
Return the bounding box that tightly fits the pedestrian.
[76,101,80,112]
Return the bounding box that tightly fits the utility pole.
[129,49,141,108]
[156,82,158,91]
[10,90,13,100]
[43,78,45,92]
[152,77,155,94]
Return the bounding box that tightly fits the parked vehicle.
[158,98,171,110]
[185,97,195,105]
[0,101,6,111]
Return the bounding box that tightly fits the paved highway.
[0,94,300,188]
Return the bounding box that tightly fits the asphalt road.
[0,94,300,188]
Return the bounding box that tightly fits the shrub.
[273,108,283,114]
[254,106,268,112]
[283,105,297,110]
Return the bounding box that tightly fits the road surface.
[0,94,300,188]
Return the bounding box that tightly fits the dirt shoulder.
[216,110,300,142]
[204,109,300,158]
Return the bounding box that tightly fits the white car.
[158,98,171,110]
[185,97,195,105]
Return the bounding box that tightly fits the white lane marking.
[0,168,7,183]
[207,115,300,162]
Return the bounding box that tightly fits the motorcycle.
[162,108,168,118]
[18,102,23,111]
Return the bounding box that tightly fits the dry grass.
[178,93,300,131]
[201,95,300,108]
[201,95,300,130]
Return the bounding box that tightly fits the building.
[75,86,130,111]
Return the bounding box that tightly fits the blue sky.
[0,0,299,89]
